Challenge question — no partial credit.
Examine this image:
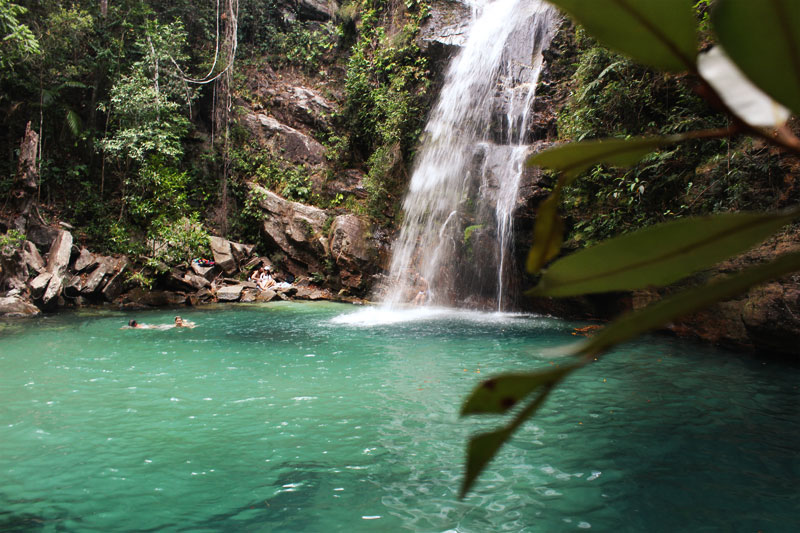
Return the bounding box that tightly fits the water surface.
[1,302,798,531]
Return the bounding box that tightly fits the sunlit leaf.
[527,136,684,183]
[573,251,800,357]
[547,0,697,72]
[526,193,564,274]
[698,46,791,127]
[461,387,553,497]
[529,210,798,297]
[712,0,800,115]
[461,364,580,416]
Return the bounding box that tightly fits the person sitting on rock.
[257,267,276,291]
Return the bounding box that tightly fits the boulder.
[29,272,53,298]
[191,261,220,281]
[81,256,118,295]
[26,224,62,251]
[21,241,45,275]
[0,295,40,317]
[73,248,97,272]
[0,247,28,291]
[188,288,214,306]
[254,288,278,302]
[63,274,85,298]
[230,241,255,264]
[294,0,337,21]
[209,236,237,274]
[216,284,245,301]
[251,184,329,277]
[240,289,258,303]
[165,269,209,292]
[271,85,335,130]
[40,231,73,306]
[101,264,128,302]
[294,285,333,300]
[244,114,325,165]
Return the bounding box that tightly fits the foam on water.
[330,305,537,327]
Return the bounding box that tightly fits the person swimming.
[174,316,196,328]
[125,319,155,329]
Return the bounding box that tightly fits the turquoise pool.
[1,302,797,531]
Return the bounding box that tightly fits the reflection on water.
[0,302,798,532]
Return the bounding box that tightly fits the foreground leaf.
[526,193,564,275]
[574,251,800,357]
[547,0,697,72]
[529,210,798,297]
[461,386,554,497]
[526,135,683,183]
[697,46,791,128]
[461,363,581,416]
[712,0,800,116]
[463,252,800,497]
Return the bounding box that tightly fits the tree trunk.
[14,122,40,221]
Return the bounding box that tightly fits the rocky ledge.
[0,224,368,318]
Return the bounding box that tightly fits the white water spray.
[382,0,557,310]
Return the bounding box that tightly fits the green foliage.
[332,1,432,222]
[461,0,800,498]
[0,229,25,254]
[272,21,339,75]
[0,0,40,68]
[106,221,145,258]
[126,160,192,224]
[126,270,155,290]
[148,216,211,266]
[100,19,193,165]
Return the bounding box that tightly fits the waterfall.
[382,0,557,310]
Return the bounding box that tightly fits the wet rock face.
[418,0,472,49]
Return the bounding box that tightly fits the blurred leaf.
[712,0,800,115]
[698,46,791,127]
[526,192,564,275]
[66,109,83,137]
[547,0,697,72]
[574,251,800,357]
[529,211,797,297]
[461,364,581,416]
[461,427,511,498]
[461,386,553,497]
[527,135,684,183]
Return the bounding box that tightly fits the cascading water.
[382,0,557,310]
